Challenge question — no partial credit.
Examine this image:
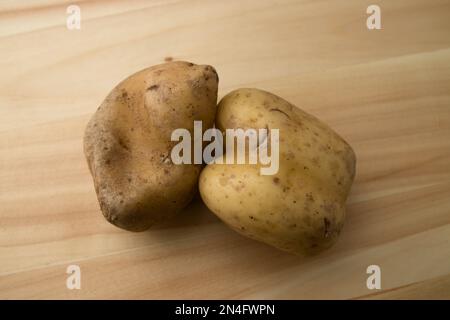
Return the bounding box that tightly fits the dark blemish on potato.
[105,159,111,165]
[303,166,309,170]
[147,84,159,91]
[313,131,319,137]
[289,224,297,228]
[249,215,258,221]
[164,56,173,62]
[305,192,314,202]
[305,142,311,148]
[283,186,290,192]
[118,138,130,151]
[164,169,169,174]
[120,200,124,204]
[233,183,245,192]
[323,218,331,238]
[130,127,134,132]
[122,91,128,99]
[93,123,97,127]
[269,108,290,120]
[160,153,171,164]
[128,177,132,183]
[241,226,246,231]
[273,177,280,184]
[245,93,251,98]
[293,200,297,204]
[103,147,108,151]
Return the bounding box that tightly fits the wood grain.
[1,0,450,299]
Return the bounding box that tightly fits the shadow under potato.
[148,193,219,230]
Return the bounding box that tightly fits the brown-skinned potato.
[84,61,218,231]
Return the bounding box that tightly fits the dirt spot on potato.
[147,84,159,91]
[311,157,320,168]
[305,192,314,202]
[323,218,331,238]
[233,180,245,192]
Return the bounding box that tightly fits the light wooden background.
[1,0,450,299]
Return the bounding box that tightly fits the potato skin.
[84,61,218,231]
[199,88,356,255]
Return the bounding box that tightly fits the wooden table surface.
[1,0,450,300]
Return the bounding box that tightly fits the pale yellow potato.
[199,88,356,255]
[84,61,218,231]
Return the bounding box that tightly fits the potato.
[199,88,356,255]
[84,61,218,231]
